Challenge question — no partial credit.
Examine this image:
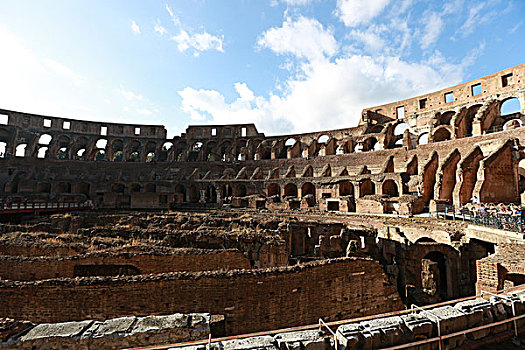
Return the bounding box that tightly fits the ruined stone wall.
[0,249,250,281]
[0,257,403,335]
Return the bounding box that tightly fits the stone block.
[81,316,136,339]
[215,335,277,350]
[274,330,330,350]
[360,316,407,348]
[20,320,93,341]
[335,323,362,350]
[400,313,433,339]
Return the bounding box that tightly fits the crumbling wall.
[0,258,404,335]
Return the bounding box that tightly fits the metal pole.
[481,290,518,338]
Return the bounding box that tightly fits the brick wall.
[0,250,250,281]
[0,257,403,335]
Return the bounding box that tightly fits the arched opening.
[95,139,107,149]
[418,132,429,145]
[267,183,280,197]
[0,142,6,158]
[415,237,436,244]
[112,183,125,193]
[500,97,521,116]
[112,151,124,161]
[437,111,454,126]
[38,134,52,145]
[339,180,354,196]
[368,125,383,133]
[127,140,141,162]
[362,137,379,152]
[110,140,124,161]
[318,134,329,144]
[503,273,525,289]
[382,180,399,197]
[94,150,106,161]
[15,144,27,157]
[76,148,86,159]
[205,185,217,203]
[433,127,451,142]
[56,182,72,194]
[285,138,296,147]
[189,185,199,203]
[146,152,156,162]
[75,182,90,197]
[222,184,233,198]
[37,147,48,159]
[438,150,461,205]
[359,179,375,197]
[57,147,68,160]
[422,251,449,300]
[503,119,523,130]
[456,105,479,138]
[145,183,156,193]
[131,183,141,193]
[301,182,315,198]
[394,123,409,135]
[284,183,298,198]
[54,136,71,160]
[174,184,186,202]
[235,184,247,197]
[36,182,51,193]
[407,156,418,175]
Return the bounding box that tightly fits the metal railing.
[433,204,525,233]
[0,201,92,213]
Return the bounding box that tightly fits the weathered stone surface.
[274,330,330,350]
[20,320,93,341]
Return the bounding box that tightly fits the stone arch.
[436,111,455,126]
[222,184,233,198]
[112,183,125,193]
[432,126,451,143]
[422,152,439,204]
[500,97,521,116]
[407,155,418,175]
[362,137,379,152]
[189,184,199,203]
[382,179,399,197]
[456,147,483,205]
[203,140,217,161]
[317,134,330,143]
[56,182,72,194]
[359,179,375,197]
[74,182,91,197]
[394,122,409,135]
[339,180,354,196]
[110,139,124,161]
[503,118,523,130]
[145,183,156,193]
[234,184,247,197]
[436,149,461,205]
[0,141,7,158]
[422,251,452,300]
[267,183,280,197]
[126,140,142,162]
[54,135,71,160]
[301,182,315,197]
[131,183,142,193]
[283,183,298,198]
[368,124,384,133]
[418,132,429,145]
[456,105,479,138]
[301,165,314,178]
[174,184,186,202]
[36,182,51,193]
[144,141,157,162]
[15,144,27,157]
[205,185,217,203]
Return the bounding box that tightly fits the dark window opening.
[471,83,481,96]
[444,92,454,103]
[419,98,427,109]
[502,73,513,87]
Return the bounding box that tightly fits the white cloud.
[257,16,338,61]
[131,20,141,35]
[137,108,154,115]
[42,58,85,86]
[119,86,143,101]
[420,11,444,50]
[165,4,174,18]
[348,26,387,54]
[282,0,311,5]
[178,49,479,134]
[457,2,493,38]
[171,29,224,53]
[155,23,167,35]
[335,0,391,27]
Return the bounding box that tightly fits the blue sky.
[0,0,523,137]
